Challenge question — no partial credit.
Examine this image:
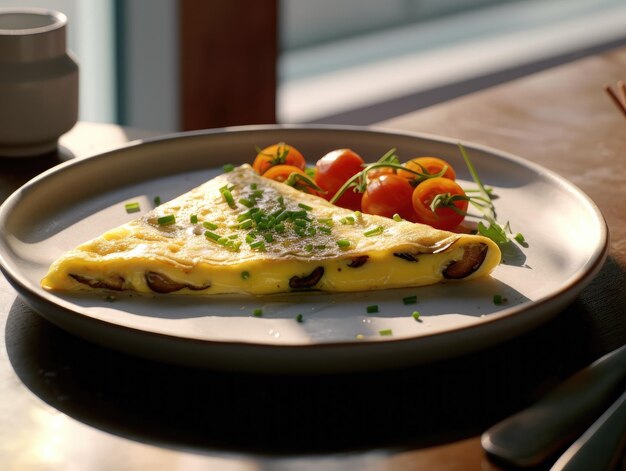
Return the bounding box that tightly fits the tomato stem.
[285,171,324,193]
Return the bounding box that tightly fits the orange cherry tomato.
[262,164,306,183]
[253,142,306,175]
[315,149,364,210]
[361,174,415,220]
[398,157,456,182]
[411,177,468,230]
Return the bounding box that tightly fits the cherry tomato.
[253,143,306,175]
[262,164,306,183]
[411,177,468,230]
[398,157,456,182]
[314,149,364,210]
[366,166,395,181]
[361,174,415,220]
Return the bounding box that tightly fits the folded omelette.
[42,164,501,295]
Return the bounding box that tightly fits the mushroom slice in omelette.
[41,164,501,295]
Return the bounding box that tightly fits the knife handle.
[481,343,626,467]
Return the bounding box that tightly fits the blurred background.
[3,0,626,132]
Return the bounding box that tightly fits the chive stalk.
[157,214,176,226]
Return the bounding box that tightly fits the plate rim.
[0,124,610,364]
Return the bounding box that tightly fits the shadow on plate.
[57,277,529,324]
[5,292,598,457]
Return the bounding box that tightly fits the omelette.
[41,165,501,295]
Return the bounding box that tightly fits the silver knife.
[481,343,626,468]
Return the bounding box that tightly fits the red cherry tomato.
[366,166,395,181]
[314,149,364,210]
[411,177,468,230]
[361,174,416,220]
[398,157,456,182]
[253,143,306,175]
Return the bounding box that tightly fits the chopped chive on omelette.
[366,304,379,314]
[157,214,176,225]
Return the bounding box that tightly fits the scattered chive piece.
[317,218,334,226]
[239,198,254,208]
[318,226,331,234]
[125,202,140,213]
[293,219,307,227]
[305,243,313,252]
[157,214,176,226]
[241,271,250,280]
[250,183,258,190]
[239,219,254,229]
[190,214,198,224]
[298,203,313,211]
[263,233,274,243]
[412,311,421,321]
[290,210,307,219]
[379,329,393,336]
[221,188,236,208]
[296,313,303,323]
[252,308,263,317]
[336,239,351,249]
[203,221,218,230]
[222,190,235,208]
[363,226,384,237]
[403,295,417,305]
[204,230,220,241]
[366,304,379,314]
[249,240,266,251]
[354,210,362,218]
[392,213,402,222]
[153,196,161,206]
[340,216,355,225]
[222,163,235,172]
[514,233,526,244]
[493,294,506,305]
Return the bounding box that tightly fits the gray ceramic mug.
[0,8,78,157]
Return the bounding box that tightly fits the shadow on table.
[5,290,609,460]
[0,145,74,203]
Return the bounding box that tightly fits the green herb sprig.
[458,143,526,246]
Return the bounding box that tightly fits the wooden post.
[179,0,277,130]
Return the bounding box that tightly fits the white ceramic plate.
[0,125,608,373]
